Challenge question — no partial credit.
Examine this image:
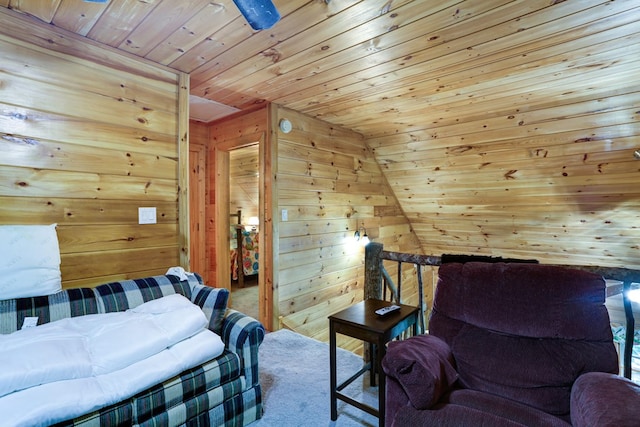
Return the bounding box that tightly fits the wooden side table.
[329,299,419,426]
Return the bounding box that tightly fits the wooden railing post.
[365,242,383,300]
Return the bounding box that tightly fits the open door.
[189,144,207,281]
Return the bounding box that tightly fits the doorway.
[228,145,260,319]
[213,129,274,331]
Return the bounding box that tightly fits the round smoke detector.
[279,119,292,134]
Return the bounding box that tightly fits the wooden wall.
[369,98,640,270]
[0,14,187,288]
[274,106,423,351]
[365,4,640,270]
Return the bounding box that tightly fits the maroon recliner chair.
[382,262,640,426]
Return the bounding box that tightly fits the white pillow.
[0,224,62,300]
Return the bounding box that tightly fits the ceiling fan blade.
[233,0,280,31]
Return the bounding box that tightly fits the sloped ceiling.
[2,0,638,264]
[1,0,632,136]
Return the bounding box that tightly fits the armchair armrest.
[382,334,458,410]
[221,309,265,388]
[571,372,640,427]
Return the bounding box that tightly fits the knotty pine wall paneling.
[0,14,186,288]
[274,106,423,351]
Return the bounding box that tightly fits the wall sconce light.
[232,0,280,30]
[634,149,640,160]
[353,227,370,246]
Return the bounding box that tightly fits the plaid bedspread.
[0,274,264,427]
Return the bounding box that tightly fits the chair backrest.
[429,262,619,417]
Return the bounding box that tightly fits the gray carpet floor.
[250,329,379,427]
[230,278,259,320]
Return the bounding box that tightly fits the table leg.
[330,321,338,421]
[369,342,376,387]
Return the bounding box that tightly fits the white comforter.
[0,294,225,427]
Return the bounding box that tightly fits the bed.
[230,210,259,288]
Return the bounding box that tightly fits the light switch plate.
[281,209,288,221]
[138,207,157,224]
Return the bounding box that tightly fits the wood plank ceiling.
[2,0,639,265]
[0,0,633,136]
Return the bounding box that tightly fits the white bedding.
[0,294,225,427]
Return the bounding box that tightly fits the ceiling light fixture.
[232,0,280,31]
